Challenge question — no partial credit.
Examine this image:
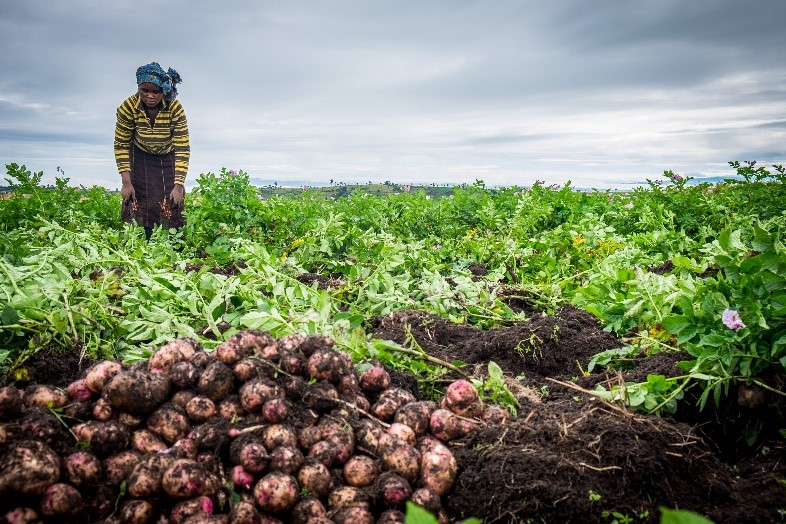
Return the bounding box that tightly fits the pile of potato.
[0,330,507,523]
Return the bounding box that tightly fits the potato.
[197,361,236,402]
[229,500,262,524]
[298,334,334,357]
[370,388,416,422]
[64,450,102,486]
[231,465,255,489]
[354,419,384,455]
[149,343,188,374]
[429,408,479,442]
[103,449,141,485]
[171,389,197,409]
[482,404,510,425]
[66,378,94,402]
[359,363,391,394]
[306,347,348,383]
[228,500,261,524]
[233,358,271,382]
[307,439,339,468]
[377,510,406,524]
[186,395,218,423]
[387,422,416,446]
[253,471,299,513]
[297,425,323,450]
[378,433,421,485]
[23,384,68,409]
[162,459,220,499]
[132,429,169,454]
[158,338,202,362]
[127,454,177,498]
[239,378,282,413]
[297,459,332,497]
[39,483,83,517]
[343,455,380,487]
[375,471,412,508]
[262,397,289,424]
[327,486,370,510]
[261,424,297,451]
[290,497,327,524]
[105,369,171,416]
[190,420,230,452]
[276,333,306,352]
[230,435,270,473]
[0,386,24,420]
[72,420,131,456]
[170,361,201,389]
[0,440,60,496]
[218,395,244,420]
[394,401,438,437]
[85,360,123,393]
[148,403,191,444]
[330,506,375,524]
[115,499,154,524]
[171,496,214,524]
[269,446,304,475]
[303,382,339,413]
[4,507,40,524]
[92,397,114,420]
[171,438,199,460]
[441,379,483,418]
[418,436,458,496]
[410,487,443,515]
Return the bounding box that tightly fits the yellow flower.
[291,238,305,249]
[572,235,585,249]
[281,252,288,262]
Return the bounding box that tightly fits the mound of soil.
[5,306,785,522]
[371,307,786,523]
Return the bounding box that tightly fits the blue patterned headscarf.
[136,62,182,101]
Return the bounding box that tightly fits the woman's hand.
[170,184,185,210]
[120,172,135,203]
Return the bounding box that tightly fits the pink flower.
[721,309,745,331]
[624,202,634,209]
[229,169,237,177]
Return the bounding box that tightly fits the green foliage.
[659,507,715,524]
[2,160,785,415]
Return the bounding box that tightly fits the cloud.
[1,0,784,189]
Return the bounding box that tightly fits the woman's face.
[138,82,164,107]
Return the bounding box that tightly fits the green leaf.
[405,502,439,524]
[659,507,716,524]
[662,315,691,334]
[488,361,503,381]
[1,304,19,325]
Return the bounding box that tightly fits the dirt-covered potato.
[306,347,349,383]
[343,455,380,487]
[64,450,102,486]
[261,424,297,451]
[170,361,201,390]
[297,459,333,498]
[72,420,131,456]
[197,361,236,402]
[239,378,282,413]
[162,459,221,499]
[418,436,458,496]
[378,433,421,485]
[170,495,214,524]
[375,471,412,508]
[269,445,304,474]
[253,471,299,514]
[290,497,327,524]
[66,378,94,402]
[126,454,177,498]
[85,360,123,393]
[114,499,154,524]
[39,483,83,518]
[230,434,270,473]
[429,408,480,442]
[327,486,370,510]
[132,428,168,454]
[4,507,40,524]
[370,388,416,422]
[105,369,171,416]
[103,449,142,485]
[23,384,68,409]
[440,379,484,418]
[359,362,391,394]
[186,395,217,423]
[0,386,24,421]
[0,440,60,496]
[394,400,438,437]
[228,500,261,524]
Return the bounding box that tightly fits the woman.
[114,62,190,239]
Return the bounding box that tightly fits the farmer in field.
[114,62,189,240]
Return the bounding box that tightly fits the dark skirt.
[121,145,185,229]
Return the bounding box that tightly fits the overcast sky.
[1,1,785,189]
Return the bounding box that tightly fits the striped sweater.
[114,94,190,185]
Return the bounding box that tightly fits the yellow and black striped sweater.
[114,94,190,185]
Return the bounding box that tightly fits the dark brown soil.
[370,307,786,523]
[6,306,786,523]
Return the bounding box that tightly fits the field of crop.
[1,161,785,523]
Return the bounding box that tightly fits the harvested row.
[0,330,502,523]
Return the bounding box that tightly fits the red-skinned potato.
[269,446,304,474]
[429,408,479,442]
[4,507,40,524]
[230,435,270,474]
[370,388,415,422]
[148,403,191,444]
[394,400,438,437]
[297,459,332,498]
[132,429,168,454]
[23,384,68,409]
[162,459,220,499]
[186,395,217,423]
[85,360,123,393]
[387,422,416,446]
[441,379,483,418]
[359,363,391,394]
[290,497,327,524]
[39,483,83,518]
[327,485,370,510]
[149,344,187,374]
[103,450,141,485]
[482,404,510,425]
[343,455,380,487]
[197,361,235,402]
[330,506,375,524]
[228,500,261,524]
[253,471,299,514]
[418,436,458,496]
[261,424,297,451]
[239,378,282,413]
[0,440,60,496]
[306,347,347,383]
[375,471,412,508]
[410,487,443,515]
[64,450,102,486]
[66,378,94,402]
[170,495,214,524]
[377,510,406,524]
[378,433,421,485]
[105,370,171,416]
[126,454,177,498]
